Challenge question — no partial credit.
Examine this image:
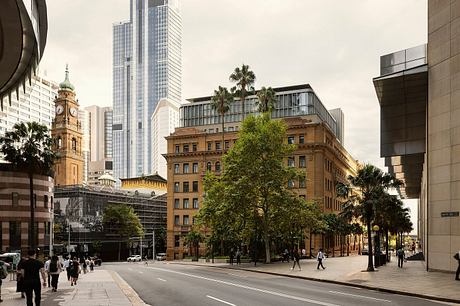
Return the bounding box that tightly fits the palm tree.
[211,86,234,163]
[255,86,277,114]
[0,122,57,250]
[336,164,402,271]
[229,64,256,120]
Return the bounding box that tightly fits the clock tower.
[51,65,84,186]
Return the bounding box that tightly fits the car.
[156,253,166,261]
[361,247,369,255]
[127,255,142,262]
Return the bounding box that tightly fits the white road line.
[328,291,392,303]
[146,266,338,306]
[228,272,247,278]
[206,295,236,306]
[157,278,166,282]
[138,271,144,274]
[128,268,133,271]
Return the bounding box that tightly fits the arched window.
[71,138,77,151]
[215,161,221,172]
[57,137,62,149]
[206,162,212,171]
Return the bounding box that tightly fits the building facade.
[120,174,167,196]
[113,0,182,181]
[51,67,84,186]
[0,74,58,136]
[164,85,358,260]
[0,164,53,254]
[152,98,180,178]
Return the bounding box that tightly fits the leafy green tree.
[102,204,144,260]
[211,86,234,160]
[184,230,204,260]
[255,86,277,113]
[336,164,402,271]
[229,64,256,120]
[0,122,57,249]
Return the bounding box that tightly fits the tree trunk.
[385,230,389,262]
[221,113,225,171]
[118,241,121,261]
[29,173,36,250]
[366,221,374,271]
[241,92,245,120]
[263,212,270,264]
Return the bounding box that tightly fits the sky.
[41,0,427,231]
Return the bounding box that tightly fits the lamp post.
[372,224,380,267]
[152,230,155,262]
[49,207,54,256]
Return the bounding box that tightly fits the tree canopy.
[102,204,144,238]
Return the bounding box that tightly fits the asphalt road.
[106,262,450,306]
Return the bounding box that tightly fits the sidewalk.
[1,268,148,306]
[171,254,460,303]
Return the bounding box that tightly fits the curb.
[109,270,150,306]
[169,262,460,305]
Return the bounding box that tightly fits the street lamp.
[372,224,380,267]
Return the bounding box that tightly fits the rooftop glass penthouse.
[180,84,343,143]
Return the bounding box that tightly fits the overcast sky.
[41,0,427,169]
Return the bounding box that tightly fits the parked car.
[128,255,142,262]
[361,247,369,255]
[156,253,166,261]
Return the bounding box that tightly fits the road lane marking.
[227,272,247,278]
[146,267,338,306]
[157,278,166,282]
[128,268,133,271]
[206,295,236,306]
[328,291,392,303]
[139,271,144,274]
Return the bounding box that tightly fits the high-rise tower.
[52,66,84,186]
[113,0,182,181]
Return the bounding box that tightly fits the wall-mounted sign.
[441,211,459,217]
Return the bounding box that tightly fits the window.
[57,137,62,149]
[207,142,212,151]
[183,215,189,225]
[12,192,19,206]
[288,136,295,144]
[299,135,305,144]
[174,199,180,208]
[299,156,306,168]
[192,143,197,152]
[9,221,21,249]
[215,161,221,172]
[299,180,306,188]
[288,157,295,167]
[183,182,189,192]
[215,142,221,151]
[174,235,180,247]
[192,163,198,173]
[193,198,199,209]
[183,144,189,152]
[183,163,189,174]
[174,215,180,225]
[183,198,189,209]
[174,182,180,192]
[71,138,77,151]
[44,195,48,209]
[174,164,180,174]
[288,180,294,188]
[175,145,180,153]
[207,162,212,171]
[192,181,198,192]
[225,141,230,150]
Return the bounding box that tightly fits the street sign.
[441,211,459,217]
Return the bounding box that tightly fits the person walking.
[82,258,87,274]
[16,257,26,299]
[236,249,241,265]
[63,257,71,281]
[89,259,94,272]
[291,249,301,271]
[43,257,51,288]
[454,250,460,280]
[229,248,234,265]
[22,249,47,306]
[317,248,326,270]
[397,247,405,268]
[70,258,80,286]
[0,260,10,303]
[48,256,62,292]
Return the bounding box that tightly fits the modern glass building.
[113,0,182,181]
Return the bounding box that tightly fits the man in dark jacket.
[455,251,460,281]
[22,250,47,306]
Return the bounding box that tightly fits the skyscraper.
[113,0,182,181]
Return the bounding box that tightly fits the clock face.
[56,105,64,115]
[69,107,78,117]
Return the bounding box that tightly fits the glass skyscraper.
[113,0,182,180]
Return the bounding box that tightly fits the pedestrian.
[283,249,290,263]
[317,248,326,270]
[63,257,71,281]
[454,250,460,281]
[411,242,416,254]
[236,249,241,265]
[16,257,26,299]
[229,248,234,265]
[397,247,405,268]
[48,256,62,292]
[21,249,47,306]
[82,258,87,274]
[44,257,51,288]
[291,249,301,271]
[0,260,10,303]
[89,259,94,272]
[70,258,80,286]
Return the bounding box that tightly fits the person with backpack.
[397,247,405,268]
[0,260,10,303]
[22,249,47,306]
[43,257,51,288]
[48,256,62,292]
[70,258,80,286]
[454,250,460,280]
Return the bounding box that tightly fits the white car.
[156,253,166,261]
[127,255,142,262]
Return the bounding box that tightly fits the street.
[106,262,448,306]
